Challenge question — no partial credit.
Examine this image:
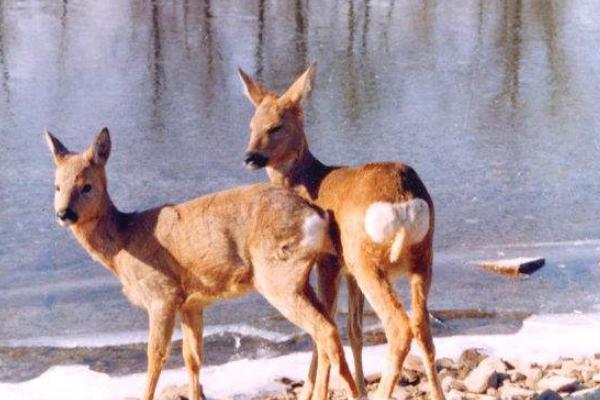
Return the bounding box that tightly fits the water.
[1,0,600,381]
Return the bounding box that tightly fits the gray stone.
[525,367,544,387]
[566,387,600,400]
[441,375,467,393]
[537,376,579,393]
[391,385,412,400]
[481,357,509,374]
[404,354,425,373]
[464,359,503,394]
[509,370,527,383]
[437,357,458,370]
[537,389,564,400]
[459,349,488,371]
[447,389,466,400]
[498,383,535,400]
[158,384,191,400]
[442,375,455,393]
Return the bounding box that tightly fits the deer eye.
[55,185,60,192]
[268,125,282,135]
[82,184,92,194]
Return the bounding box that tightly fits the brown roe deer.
[45,128,359,400]
[238,65,445,400]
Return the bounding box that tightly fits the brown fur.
[239,65,445,400]
[45,128,359,400]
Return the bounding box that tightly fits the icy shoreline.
[0,313,598,400]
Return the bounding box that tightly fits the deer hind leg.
[298,255,341,400]
[409,264,445,400]
[351,261,413,400]
[144,301,177,400]
[181,304,205,400]
[346,275,366,396]
[255,261,358,400]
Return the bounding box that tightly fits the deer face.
[45,128,111,226]
[238,64,316,171]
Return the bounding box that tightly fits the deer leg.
[351,263,413,400]
[409,267,445,400]
[181,305,205,400]
[346,275,366,395]
[144,301,177,400]
[299,256,341,400]
[255,261,358,400]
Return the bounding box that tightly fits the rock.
[404,354,425,373]
[158,384,191,400]
[580,368,594,382]
[463,357,507,394]
[365,373,381,385]
[537,376,579,393]
[447,389,465,400]
[499,382,535,399]
[391,385,412,400]
[525,367,544,387]
[482,357,509,373]
[511,359,533,372]
[459,349,488,371]
[472,395,497,400]
[566,387,600,400]
[437,357,458,371]
[441,375,466,393]
[537,389,564,400]
[442,376,454,393]
[509,370,526,383]
[476,257,545,275]
[399,369,421,386]
[562,361,584,379]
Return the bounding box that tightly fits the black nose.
[56,208,78,223]
[244,152,268,169]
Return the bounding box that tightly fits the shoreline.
[0,312,598,399]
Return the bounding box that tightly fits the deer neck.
[266,136,328,201]
[70,195,124,272]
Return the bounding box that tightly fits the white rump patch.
[301,213,328,251]
[364,199,430,245]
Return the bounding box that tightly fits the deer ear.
[45,129,69,164]
[238,68,269,107]
[281,63,316,107]
[86,127,111,166]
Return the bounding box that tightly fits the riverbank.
[0,312,598,399]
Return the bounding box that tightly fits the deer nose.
[244,152,268,170]
[56,208,78,223]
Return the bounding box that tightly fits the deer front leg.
[181,305,205,400]
[144,301,177,400]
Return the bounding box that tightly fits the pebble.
[537,375,579,393]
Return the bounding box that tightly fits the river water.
[1,0,600,381]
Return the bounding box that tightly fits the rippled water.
[1,0,600,376]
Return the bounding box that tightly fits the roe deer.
[239,65,445,400]
[45,127,359,400]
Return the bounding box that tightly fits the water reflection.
[498,0,522,108]
[149,0,165,133]
[255,0,265,79]
[294,0,307,69]
[0,0,10,110]
[536,0,572,114]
